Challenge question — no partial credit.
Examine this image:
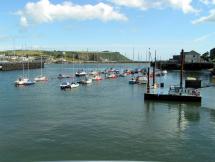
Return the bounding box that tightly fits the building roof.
[184,50,200,56]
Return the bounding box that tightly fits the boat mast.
[147,67,150,93]
[40,54,43,76]
[180,49,184,89]
[152,50,156,86]
[72,52,74,82]
[22,61,24,77]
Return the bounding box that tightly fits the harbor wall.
[153,62,214,70]
[0,62,44,71]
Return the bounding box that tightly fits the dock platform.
[144,93,202,103]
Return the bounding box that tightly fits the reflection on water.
[144,101,201,132]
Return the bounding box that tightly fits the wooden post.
[147,67,150,93]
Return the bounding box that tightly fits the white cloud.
[16,0,127,27]
[193,32,215,42]
[111,0,198,14]
[200,0,215,5]
[192,9,215,24]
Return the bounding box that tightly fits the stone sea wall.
[0,62,44,71]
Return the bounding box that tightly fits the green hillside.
[0,50,131,62]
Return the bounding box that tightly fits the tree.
[210,48,215,60]
[201,51,210,61]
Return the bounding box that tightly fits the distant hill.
[0,50,131,62]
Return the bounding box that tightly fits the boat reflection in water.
[144,101,201,131]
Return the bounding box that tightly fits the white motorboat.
[70,82,80,88]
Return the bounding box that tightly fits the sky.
[0,0,215,60]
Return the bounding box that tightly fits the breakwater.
[0,61,44,71]
[153,61,214,70]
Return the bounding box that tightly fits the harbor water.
[0,64,215,162]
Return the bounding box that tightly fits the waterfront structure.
[145,49,202,103]
[171,50,203,63]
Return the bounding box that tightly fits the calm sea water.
[0,64,215,162]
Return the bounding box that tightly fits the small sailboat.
[15,61,35,86]
[34,55,48,82]
[70,54,80,88]
[58,52,72,79]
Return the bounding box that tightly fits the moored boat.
[75,70,87,77]
[136,76,147,84]
[57,74,71,79]
[34,76,48,82]
[129,78,137,84]
[92,75,103,81]
[15,77,35,86]
[60,82,71,89]
[34,55,48,82]
[106,73,117,79]
[79,76,93,84]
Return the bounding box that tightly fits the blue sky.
[0,0,215,60]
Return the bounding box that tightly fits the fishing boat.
[34,55,48,82]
